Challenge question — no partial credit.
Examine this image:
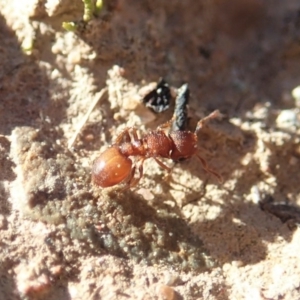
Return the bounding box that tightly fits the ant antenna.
[195,110,221,134]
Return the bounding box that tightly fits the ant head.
[169,131,197,161]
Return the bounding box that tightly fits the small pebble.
[156,285,176,300]
[292,86,300,101]
[122,95,140,110]
[276,109,299,128]
[136,188,154,200]
[164,272,179,286]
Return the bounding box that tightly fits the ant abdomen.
[92,147,132,188]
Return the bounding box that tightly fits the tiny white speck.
[117,164,121,168]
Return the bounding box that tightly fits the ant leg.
[195,110,222,134]
[115,127,139,145]
[154,158,172,173]
[196,154,223,183]
[130,127,139,141]
[128,158,145,188]
[157,117,174,131]
[115,128,131,144]
[119,165,136,190]
[154,158,173,181]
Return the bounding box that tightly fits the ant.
[92,110,223,188]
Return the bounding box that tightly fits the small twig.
[68,87,108,149]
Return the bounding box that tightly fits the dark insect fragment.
[142,78,171,113]
[171,83,189,132]
[260,195,300,227]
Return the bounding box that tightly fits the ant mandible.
[92,110,223,188]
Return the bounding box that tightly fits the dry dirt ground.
[1,0,300,299]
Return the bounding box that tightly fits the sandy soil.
[1,0,300,299]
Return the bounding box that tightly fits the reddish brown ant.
[92,110,223,188]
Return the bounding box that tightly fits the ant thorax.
[119,140,146,157]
